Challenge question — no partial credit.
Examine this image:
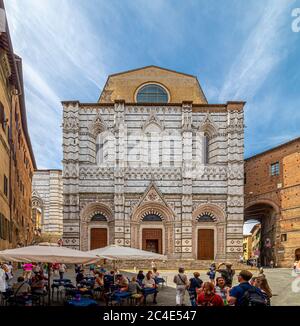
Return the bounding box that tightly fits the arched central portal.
[244,201,278,267]
[131,201,175,256]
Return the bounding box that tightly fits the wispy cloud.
[5,0,114,168]
[219,0,294,101]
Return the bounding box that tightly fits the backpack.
[240,284,267,306]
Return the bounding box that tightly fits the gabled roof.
[108,65,197,78]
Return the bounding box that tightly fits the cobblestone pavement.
[7,267,300,306]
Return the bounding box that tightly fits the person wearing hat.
[216,262,235,287]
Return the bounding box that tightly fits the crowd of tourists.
[74,264,164,305]
[0,260,280,307]
[0,262,51,305]
[173,262,273,306]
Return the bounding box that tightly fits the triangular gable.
[136,182,171,210]
[142,111,164,132]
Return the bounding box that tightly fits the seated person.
[13,276,31,297]
[115,274,129,292]
[137,271,145,282]
[94,272,104,290]
[142,271,158,304]
[152,268,165,284]
[31,274,46,294]
[76,269,85,285]
[128,277,143,305]
[152,268,160,278]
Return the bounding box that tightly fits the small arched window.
[91,213,107,222]
[142,214,162,221]
[203,132,210,164]
[137,84,168,103]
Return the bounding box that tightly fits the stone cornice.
[61,101,245,113]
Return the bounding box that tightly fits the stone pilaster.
[226,104,245,259]
[181,102,193,258]
[114,100,126,246]
[62,102,80,249]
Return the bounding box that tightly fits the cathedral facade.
[62,66,245,263]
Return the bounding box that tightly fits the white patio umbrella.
[0,243,99,304]
[0,243,99,264]
[88,245,167,261]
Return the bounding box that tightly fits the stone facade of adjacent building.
[245,137,300,267]
[62,66,245,265]
[32,170,63,235]
[0,0,36,250]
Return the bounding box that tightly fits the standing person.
[0,264,7,295]
[226,270,266,306]
[217,262,235,287]
[197,282,224,306]
[23,262,33,281]
[151,261,157,270]
[254,276,272,306]
[173,267,188,306]
[5,262,13,285]
[188,272,203,306]
[58,263,67,280]
[207,263,216,283]
[215,277,230,305]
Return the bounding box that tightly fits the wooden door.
[146,240,159,253]
[142,229,162,254]
[198,229,214,260]
[90,228,107,250]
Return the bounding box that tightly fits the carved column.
[114,100,126,246]
[181,101,193,259]
[226,103,245,260]
[62,102,80,249]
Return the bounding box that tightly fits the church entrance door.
[197,229,214,260]
[142,229,162,254]
[90,228,107,250]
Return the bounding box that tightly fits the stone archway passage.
[142,229,162,254]
[198,229,214,260]
[90,228,107,250]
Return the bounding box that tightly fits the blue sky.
[5,0,299,235]
[5,0,300,169]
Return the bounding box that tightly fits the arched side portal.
[244,200,279,267]
[192,204,226,261]
[131,202,175,256]
[80,203,114,250]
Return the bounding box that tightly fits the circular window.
[136,84,168,103]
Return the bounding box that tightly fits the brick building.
[245,137,300,267]
[0,1,36,250]
[62,65,245,266]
